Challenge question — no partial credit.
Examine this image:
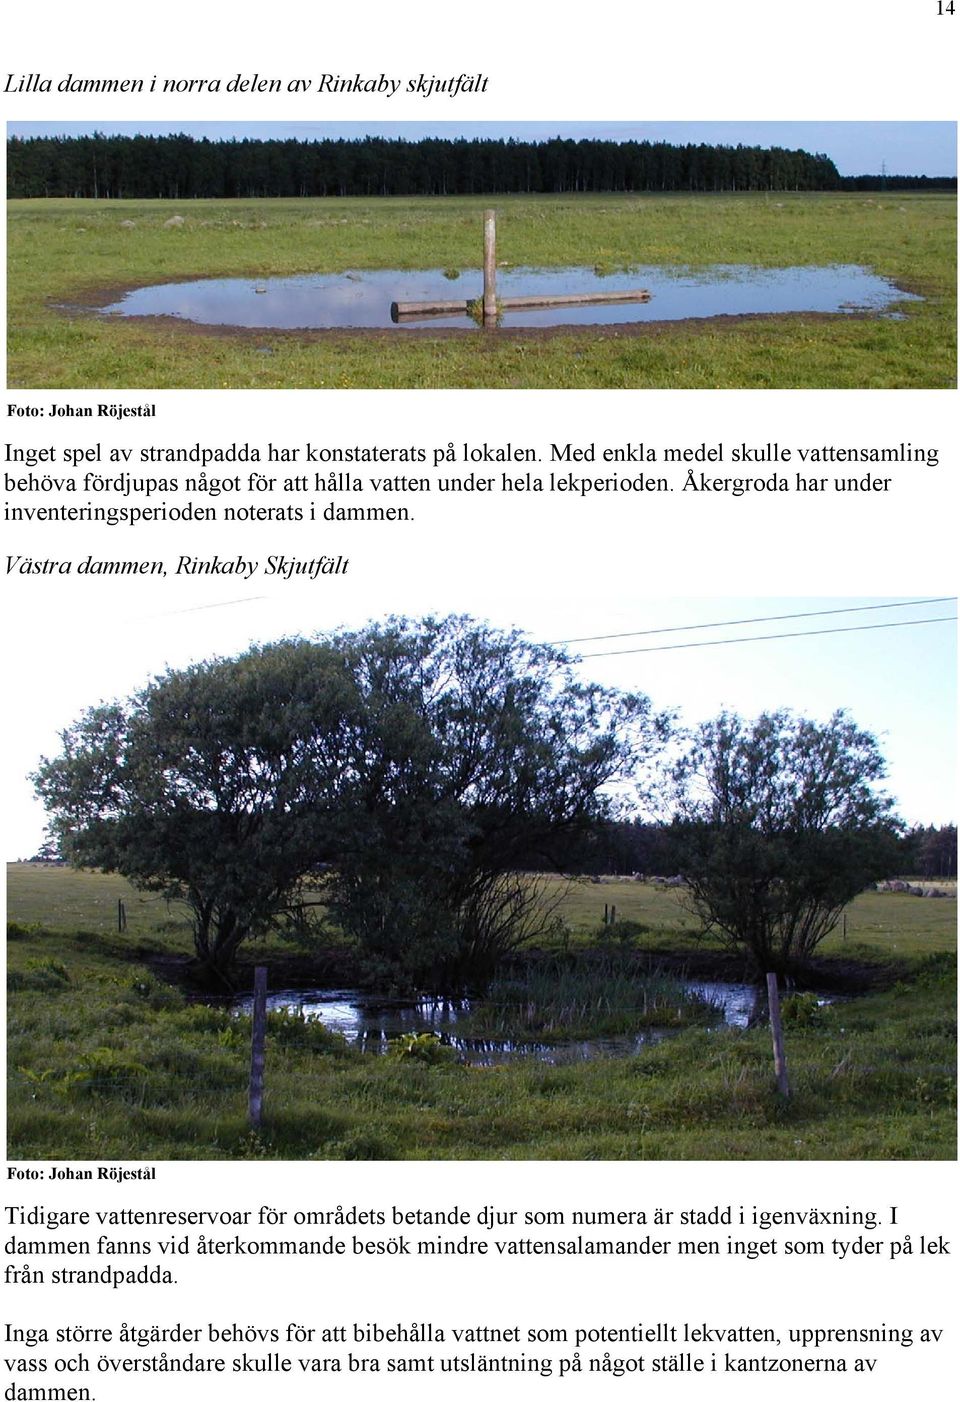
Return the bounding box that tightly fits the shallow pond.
[232,978,769,1066]
[96,264,920,330]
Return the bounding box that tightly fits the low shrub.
[387,1032,458,1066]
[7,958,71,992]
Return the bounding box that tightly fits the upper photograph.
[6,120,957,389]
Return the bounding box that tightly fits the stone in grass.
[119,220,137,229]
[164,215,185,229]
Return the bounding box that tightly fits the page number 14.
[936,1,954,12]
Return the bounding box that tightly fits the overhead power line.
[128,596,267,622]
[550,597,956,648]
[577,614,957,660]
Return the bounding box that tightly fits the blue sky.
[7,122,957,176]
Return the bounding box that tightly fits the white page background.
[2,2,957,1397]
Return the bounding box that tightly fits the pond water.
[96,264,920,330]
[231,978,769,1066]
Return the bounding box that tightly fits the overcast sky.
[7,122,957,177]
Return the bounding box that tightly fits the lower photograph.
[6,599,957,1161]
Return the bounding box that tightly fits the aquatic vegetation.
[457,957,722,1041]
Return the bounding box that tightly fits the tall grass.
[458,956,722,1040]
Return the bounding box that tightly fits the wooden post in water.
[391,208,652,323]
[766,972,790,1097]
[249,966,268,1129]
[483,208,497,323]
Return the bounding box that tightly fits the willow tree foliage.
[320,618,669,987]
[33,617,669,986]
[32,640,365,981]
[670,710,901,974]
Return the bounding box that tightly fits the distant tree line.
[542,818,957,881]
[838,174,956,192]
[895,823,958,879]
[7,133,849,199]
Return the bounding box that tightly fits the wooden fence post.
[766,972,790,1097]
[483,209,497,322]
[249,966,268,1129]
[117,899,126,932]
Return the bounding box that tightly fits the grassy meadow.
[6,864,956,1161]
[7,192,956,388]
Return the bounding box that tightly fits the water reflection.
[97,264,920,330]
[231,979,773,1066]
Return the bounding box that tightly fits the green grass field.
[6,864,956,1161]
[7,193,956,388]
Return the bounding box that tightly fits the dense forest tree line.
[839,173,956,191]
[7,133,857,199]
[544,819,957,882]
[895,823,959,878]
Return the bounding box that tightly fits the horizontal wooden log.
[391,299,468,319]
[500,289,651,309]
[391,288,651,320]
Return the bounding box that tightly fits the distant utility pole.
[880,160,887,192]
